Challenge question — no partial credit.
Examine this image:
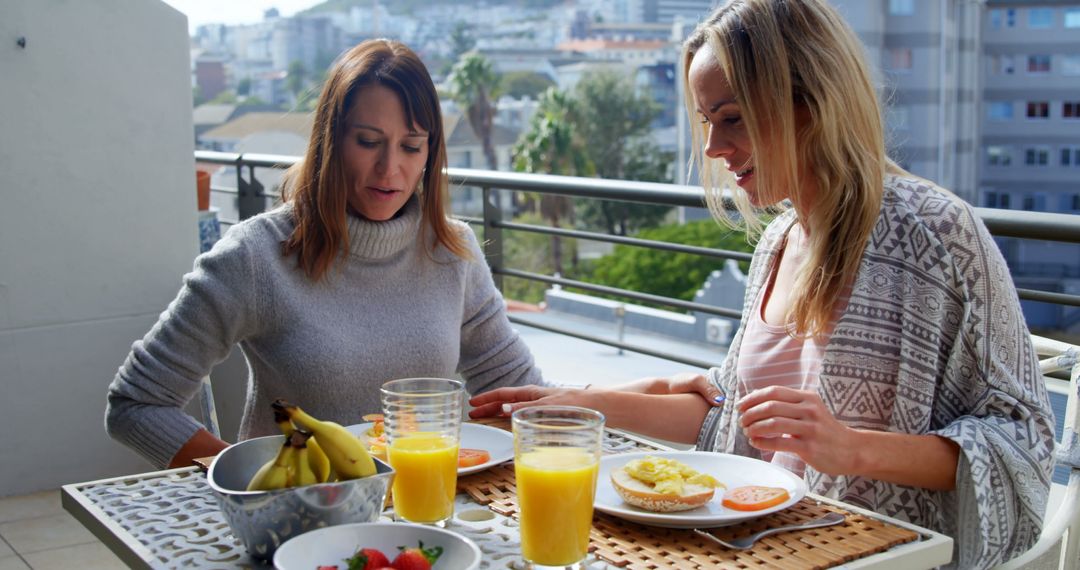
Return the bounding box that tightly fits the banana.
[272,399,376,480]
[246,439,296,491]
[275,407,331,482]
[306,436,332,482]
[290,431,320,487]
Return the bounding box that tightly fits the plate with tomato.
[594,451,807,528]
[347,421,514,476]
[273,522,481,570]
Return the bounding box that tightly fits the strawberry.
[345,547,391,570]
[390,541,443,570]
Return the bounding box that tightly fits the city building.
[980,0,1080,331]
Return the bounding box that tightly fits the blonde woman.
[106,40,546,470]
[470,1,1054,566]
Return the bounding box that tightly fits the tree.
[581,220,754,307]
[449,22,476,64]
[236,77,252,97]
[502,71,555,99]
[571,72,673,235]
[449,53,502,172]
[512,88,593,276]
[285,60,307,102]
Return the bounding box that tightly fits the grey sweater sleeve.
[105,224,258,467]
[456,228,548,393]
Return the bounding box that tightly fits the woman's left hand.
[737,386,861,476]
[468,386,587,419]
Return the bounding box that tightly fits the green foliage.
[449,22,476,63]
[502,72,555,99]
[449,52,502,170]
[573,72,659,180]
[208,90,238,104]
[237,95,269,107]
[286,60,307,98]
[237,77,252,96]
[580,220,754,306]
[501,212,578,303]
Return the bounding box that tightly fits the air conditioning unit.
[705,318,733,345]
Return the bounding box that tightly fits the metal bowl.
[207,434,394,560]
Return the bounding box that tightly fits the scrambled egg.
[623,456,721,495]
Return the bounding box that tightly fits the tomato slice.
[721,486,790,511]
[458,448,491,468]
[361,413,384,422]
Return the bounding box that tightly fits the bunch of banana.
[246,437,297,491]
[273,407,332,483]
[272,399,377,480]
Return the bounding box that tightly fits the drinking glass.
[380,377,464,527]
[512,406,604,569]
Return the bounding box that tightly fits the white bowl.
[273,522,482,570]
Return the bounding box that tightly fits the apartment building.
[833,0,983,204]
[981,0,1080,331]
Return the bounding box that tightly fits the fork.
[693,511,846,550]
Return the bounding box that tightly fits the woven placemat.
[456,418,921,569]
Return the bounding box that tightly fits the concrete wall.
[0,0,197,496]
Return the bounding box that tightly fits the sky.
[159,0,326,33]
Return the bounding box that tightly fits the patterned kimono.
[696,175,1056,569]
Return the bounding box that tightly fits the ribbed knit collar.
[345,195,421,259]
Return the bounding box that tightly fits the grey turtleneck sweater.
[106,197,544,467]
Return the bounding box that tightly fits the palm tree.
[512,88,594,275]
[449,52,502,172]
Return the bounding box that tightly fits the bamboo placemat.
[458,417,921,569]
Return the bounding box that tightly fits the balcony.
[4,1,1080,567]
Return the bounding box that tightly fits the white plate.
[594,451,807,528]
[346,422,515,476]
[273,521,481,570]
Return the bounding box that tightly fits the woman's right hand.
[468,386,588,419]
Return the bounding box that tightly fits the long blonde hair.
[281,39,467,281]
[684,0,889,337]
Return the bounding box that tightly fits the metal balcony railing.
[194,151,1080,368]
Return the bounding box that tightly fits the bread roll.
[611,468,715,512]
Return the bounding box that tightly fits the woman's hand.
[468,386,589,419]
[737,386,860,476]
[657,372,726,404]
[611,371,725,405]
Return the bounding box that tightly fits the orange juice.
[516,447,599,566]
[388,433,458,523]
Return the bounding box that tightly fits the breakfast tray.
[461,418,920,570]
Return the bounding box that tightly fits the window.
[1027,101,1049,119]
[988,101,1013,120]
[1027,55,1051,73]
[889,0,915,16]
[990,9,1018,28]
[1065,102,1080,118]
[887,106,910,130]
[1025,147,1049,166]
[1022,194,1048,211]
[984,191,999,208]
[1066,8,1080,28]
[1000,193,1012,208]
[987,145,1012,166]
[888,48,913,71]
[1062,146,1080,166]
[1029,8,1054,28]
[1064,55,1080,76]
[990,54,1015,75]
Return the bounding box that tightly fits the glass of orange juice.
[380,377,463,527]
[512,406,604,569]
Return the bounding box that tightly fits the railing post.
[615,303,626,355]
[235,155,265,221]
[483,186,504,292]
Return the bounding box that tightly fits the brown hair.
[684,0,888,337]
[281,39,467,280]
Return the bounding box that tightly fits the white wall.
[0,0,198,496]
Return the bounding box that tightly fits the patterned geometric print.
[697,175,1055,569]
